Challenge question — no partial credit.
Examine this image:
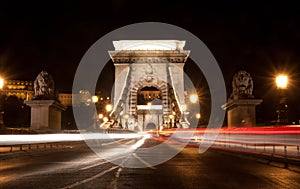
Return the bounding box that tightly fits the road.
[1,138,300,189]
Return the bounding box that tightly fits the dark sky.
[1,1,300,123]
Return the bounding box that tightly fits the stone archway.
[129,78,168,131]
[145,122,156,130]
[129,78,168,117]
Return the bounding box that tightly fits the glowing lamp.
[103,117,108,122]
[92,96,98,103]
[189,94,198,103]
[276,75,288,89]
[0,77,4,89]
[105,104,113,112]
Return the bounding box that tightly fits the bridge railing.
[193,138,300,159]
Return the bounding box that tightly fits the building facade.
[3,80,34,100]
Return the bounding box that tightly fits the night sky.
[1,1,300,124]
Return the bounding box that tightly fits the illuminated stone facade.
[109,40,190,131]
[3,80,34,100]
[58,93,73,106]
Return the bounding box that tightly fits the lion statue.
[230,70,254,100]
[33,71,55,100]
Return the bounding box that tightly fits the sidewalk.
[0,141,87,160]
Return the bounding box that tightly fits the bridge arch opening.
[145,122,157,130]
[137,86,162,105]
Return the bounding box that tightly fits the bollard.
[20,145,22,151]
[29,144,31,150]
[273,145,275,155]
[10,145,13,152]
[297,146,299,157]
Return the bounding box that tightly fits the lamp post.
[275,75,288,125]
[0,77,4,129]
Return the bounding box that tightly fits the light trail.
[152,126,300,157]
[0,133,147,145]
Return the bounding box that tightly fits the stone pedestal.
[25,100,66,131]
[222,99,262,127]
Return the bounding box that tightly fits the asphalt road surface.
[1,138,300,189]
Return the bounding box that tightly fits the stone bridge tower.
[109,40,190,131]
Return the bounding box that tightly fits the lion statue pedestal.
[222,99,262,127]
[222,70,262,127]
[25,100,66,132]
[25,71,66,133]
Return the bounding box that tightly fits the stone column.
[222,99,262,127]
[25,100,67,132]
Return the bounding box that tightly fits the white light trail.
[0,133,145,145]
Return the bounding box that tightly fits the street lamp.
[189,94,198,104]
[276,75,288,89]
[0,77,4,89]
[105,104,112,112]
[275,74,288,125]
[92,95,98,103]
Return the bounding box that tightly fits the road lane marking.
[132,153,156,169]
[108,167,123,189]
[101,138,133,146]
[107,153,131,189]
[60,165,119,189]
[80,154,130,170]
[101,139,140,148]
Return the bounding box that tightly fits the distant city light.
[276,75,288,89]
[147,102,152,106]
[196,113,201,119]
[98,113,103,119]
